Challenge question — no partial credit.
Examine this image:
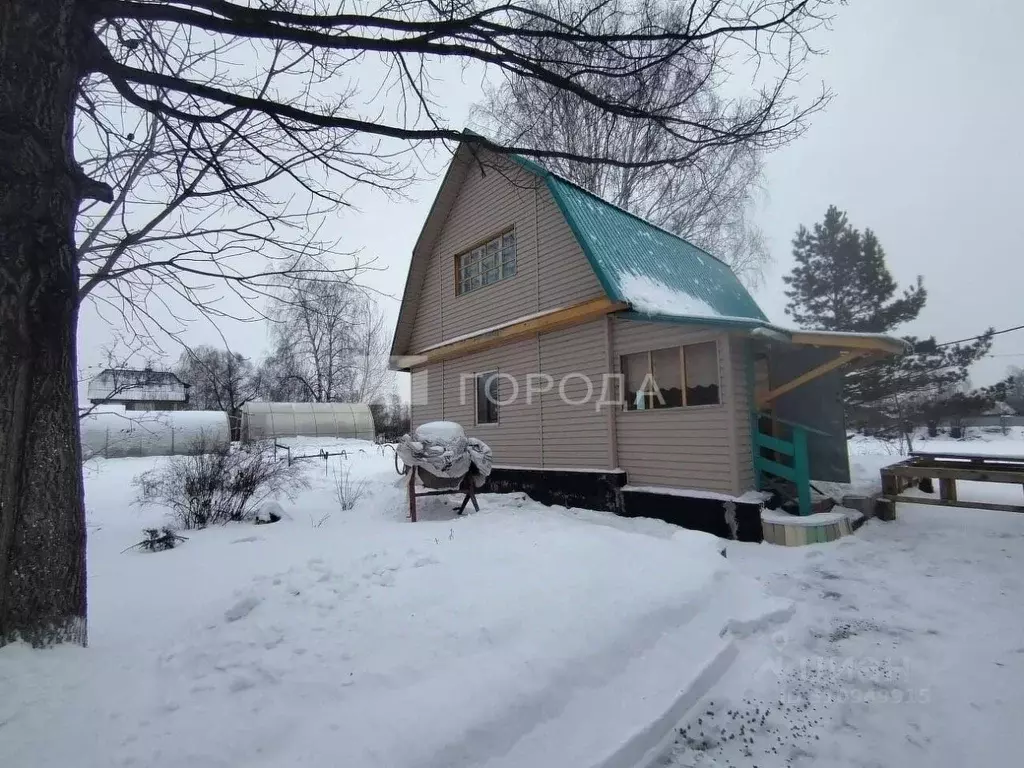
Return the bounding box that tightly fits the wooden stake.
[408,469,417,522]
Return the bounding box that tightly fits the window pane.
[476,372,499,424]
[684,342,720,405]
[456,230,515,295]
[621,352,650,411]
[651,348,683,408]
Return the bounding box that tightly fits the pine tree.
[783,206,992,434]
[783,206,926,332]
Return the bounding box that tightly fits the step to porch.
[760,508,857,546]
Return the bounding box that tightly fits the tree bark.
[0,0,88,646]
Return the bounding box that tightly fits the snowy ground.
[0,439,787,768]
[3,432,1024,767]
[657,429,1024,767]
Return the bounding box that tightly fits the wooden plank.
[911,450,1024,462]
[789,331,907,355]
[887,495,1024,514]
[400,297,628,368]
[883,464,1024,484]
[881,470,900,497]
[939,477,958,502]
[757,350,869,407]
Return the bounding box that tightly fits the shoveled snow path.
[657,501,1024,767]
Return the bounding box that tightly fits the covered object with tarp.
[81,409,230,459]
[240,402,376,442]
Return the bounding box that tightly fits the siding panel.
[611,319,738,493]
[730,336,755,492]
[440,336,543,467]
[410,364,443,429]
[409,256,441,351]
[539,319,613,469]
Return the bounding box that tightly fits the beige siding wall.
[440,336,543,466]
[536,188,604,310]
[610,319,738,494]
[409,255,441,352]
[539,319,613,469]
[729,336,755,492]
[409,324,615,470]
[410,364,443,428]
[407,153,603,354]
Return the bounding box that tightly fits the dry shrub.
[135,439,308,529]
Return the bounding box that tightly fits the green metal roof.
[510,154,768,327]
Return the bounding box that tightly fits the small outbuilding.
[240,402,376,443]
[87,368,190,411]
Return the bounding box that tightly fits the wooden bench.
[881,451,1024,513]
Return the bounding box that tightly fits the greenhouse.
[81,409,230,459]
[240,402,376,442]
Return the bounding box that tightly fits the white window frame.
[457,228,517,295]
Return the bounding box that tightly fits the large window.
[476,371,500,424]
[621,341,720,410]
[457,229,517,295]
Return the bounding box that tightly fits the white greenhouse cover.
[80,410,230,459]
[241,402,375,442]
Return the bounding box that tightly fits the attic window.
[457,229,516,295]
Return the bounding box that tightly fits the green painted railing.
[751,413,813,516]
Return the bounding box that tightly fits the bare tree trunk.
[0,0,88,646]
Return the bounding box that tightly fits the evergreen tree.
[783,206,926,332]
[783,206,992,434]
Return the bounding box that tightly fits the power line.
[935,323,1024,348]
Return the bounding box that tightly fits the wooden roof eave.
[392,297,628,371]
[747,325,910,357]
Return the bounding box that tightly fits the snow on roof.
[619,274,721,319]
[507,152,770,324]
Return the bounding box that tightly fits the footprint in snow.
[224,595,262,622]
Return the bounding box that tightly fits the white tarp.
[396,421,492,487]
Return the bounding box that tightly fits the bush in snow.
[122,527,188,553]
[333,462,367,511]
[134,439,308,529]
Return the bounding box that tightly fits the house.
[390,143,906,539]
[87,368,190,411]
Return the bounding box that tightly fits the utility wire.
[935,323,1024,348]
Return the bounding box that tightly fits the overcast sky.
[78,0,1024,392]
